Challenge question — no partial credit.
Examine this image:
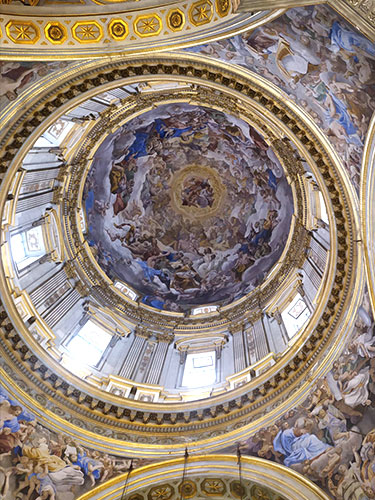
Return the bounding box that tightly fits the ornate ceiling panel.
[0,4,282,59]
[76,455,330,500]
[0,52,363,455]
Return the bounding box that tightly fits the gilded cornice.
[0,54,363,454]
[0,7,284,60]
[360,112,375,315]
[77,455,330,500]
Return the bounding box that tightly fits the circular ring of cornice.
[63,83,305,327]
[361,112,375,316]
[0,8,282,60]
[76,455,330,500]
[0,53,363,456]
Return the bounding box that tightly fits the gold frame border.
[0,53,363,454]
[76,455,331,500]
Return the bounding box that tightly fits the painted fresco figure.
[273,421,331,467]
[67,448,103,487]
[330,21,375,58]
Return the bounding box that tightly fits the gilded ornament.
[250,484,272,500]
[178,480,196,498]
[134,14,162,37]
[0,57,357,442]
[167,9,185,31]
[148,484,174,500]
[201,478,226,495]
[230,480,246,498]
[5,20,40,44]
[108,19,128,40]
[189,0,213,25]
[216,0,230,16]
[72,21,103,43]
[45,22,67,44]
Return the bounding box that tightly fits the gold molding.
[0,10,285,60]
[360,112,375,316]
[76,455,331,500]
[71,20,103,43]
[0,53,363,453]
[5,20,40,44]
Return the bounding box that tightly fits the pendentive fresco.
[189,4,375,191]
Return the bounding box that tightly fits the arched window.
[281,293,311,339]
[66,320,112,367]
[181,351,217,388]
[10,226,46,272]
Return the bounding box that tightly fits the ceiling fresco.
[188,4,375,191]
[0,296,373,500]
[0,385,149,500]
[0,3,374,500]
[220,292,375,500]
[84,103,294,311]
[0,61,71,110]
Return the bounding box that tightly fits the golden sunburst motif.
[189,0,213,25]
[134,14,162,37]
[6,21,40,44]
[197,5,209,19]
[72,21,103,43]
[78,25,97,38]
[201,478,226,495]
[148,484,173,500]
[14,25,32,39]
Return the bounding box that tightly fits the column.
[310,236,328,273]
[16,191,54,213]
[118,328,148,379]
[296,282,314,313]
[303,258,321,291]
[176,347,188,387]
[252,314,270,361]
[230,323,246,373]
[23,148,62,166]
[42,288,81,329]
[272,309,289,344]
[29,268,67,307]
[244,325,257,365]
[145,333,172,385]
